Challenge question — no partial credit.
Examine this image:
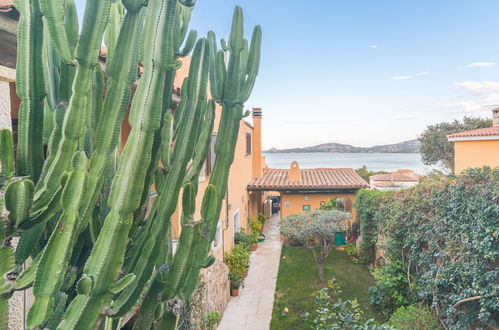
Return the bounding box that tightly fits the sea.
[263,152,439,174]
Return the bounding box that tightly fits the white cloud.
[441,80,499,113]
[370,44,378,49]
[454,81,499,98]
[464,62,496,68]
[442,101,484,114]
[392,72,429,80]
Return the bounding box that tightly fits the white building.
[369,169,423,191]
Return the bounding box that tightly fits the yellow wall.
[171,120,261,260]
[281,192,358,225]
[454,140,499,173]
[146,57,265,260]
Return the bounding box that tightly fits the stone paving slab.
[218,215,282,330]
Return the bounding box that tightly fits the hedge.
[356,167,498,329]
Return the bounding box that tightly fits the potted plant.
[229,273,244,296]
[235,229,258,251]
[225,245,250,296]
[250,217,263,234]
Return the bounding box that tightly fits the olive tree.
[280,210,350,283]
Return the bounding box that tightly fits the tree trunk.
[317,259,325,283]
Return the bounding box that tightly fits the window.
[245,132,251,156]
[233,209,240,235]
[206,133,217,175]
[303,205,311,211]
[212,222,222,249]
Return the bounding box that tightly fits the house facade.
[0,8,266,325]
[447,109,499,174]
[247,161,368,224]
[369,169,422,191]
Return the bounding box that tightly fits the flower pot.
[257,233,266,242]
[231,288,239,297]
[251,243,258,251]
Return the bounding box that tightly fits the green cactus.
[0,129,15,179]
[135,7,262,328]
[1,1,261,329]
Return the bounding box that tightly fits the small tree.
[419,117,492,172]
[280,210,350,283]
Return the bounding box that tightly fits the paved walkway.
[218,214,282,330]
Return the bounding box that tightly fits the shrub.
[228,273,244,289]
[366,168,499,328]
[344,242,357,257]
[369,260,410,316]
[249,217,263,233]
[257,213,267,225]
[234,229,257,250]
[225,244,250,288]
[388,305,441,330]
[354,189,385,262]
[281,210,350,283]
[204,311,222,330]
[303,279,390,329]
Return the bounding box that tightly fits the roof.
[247,168,368,191]
[370,172,422,182]
[0,0,13,12]
[447,126,499,141]
[371,181,398,188]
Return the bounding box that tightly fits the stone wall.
[187,259,230,329]
[0,80,12,130]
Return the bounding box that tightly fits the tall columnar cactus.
[0,1,261,329]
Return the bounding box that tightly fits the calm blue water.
[263,152,437,174]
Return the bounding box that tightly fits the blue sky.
[75,1,499,149]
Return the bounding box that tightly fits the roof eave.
[448,135,499,142]
[247,186,367,192]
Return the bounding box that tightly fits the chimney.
[289,161,300,181]
[252,108,263,178]
[493,107,499,126]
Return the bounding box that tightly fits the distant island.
[265,139,420,154]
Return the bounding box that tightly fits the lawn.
[270,245,384,329]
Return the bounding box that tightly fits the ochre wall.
[280,192,358,224]
[454,140,499,174]
[171,120,259,260]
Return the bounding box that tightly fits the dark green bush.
[225,244,250,288]
[354,189,385,262]
[343,242,357,257]
[368,260,410,316]
[257,213,267,225]
[388,304,441,330]
[234,229,257,250]
[303,279,390,329]
[366,167,499,329]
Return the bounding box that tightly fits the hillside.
[265,139,420,153]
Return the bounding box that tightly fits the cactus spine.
[0,1,261,329]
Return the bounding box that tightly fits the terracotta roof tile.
[247,168,368,191]
[447,126,499,138]
[370,172,422,182]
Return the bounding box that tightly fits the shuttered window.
[245,132,251,156]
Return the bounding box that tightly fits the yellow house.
[447,109,499,174]
[121,58,267,260]
[247,161,368,224]
[170,107,265,260]
[1,41,266,260]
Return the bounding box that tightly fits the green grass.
[270,245,383,329]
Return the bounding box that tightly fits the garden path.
[217,214,282,330]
